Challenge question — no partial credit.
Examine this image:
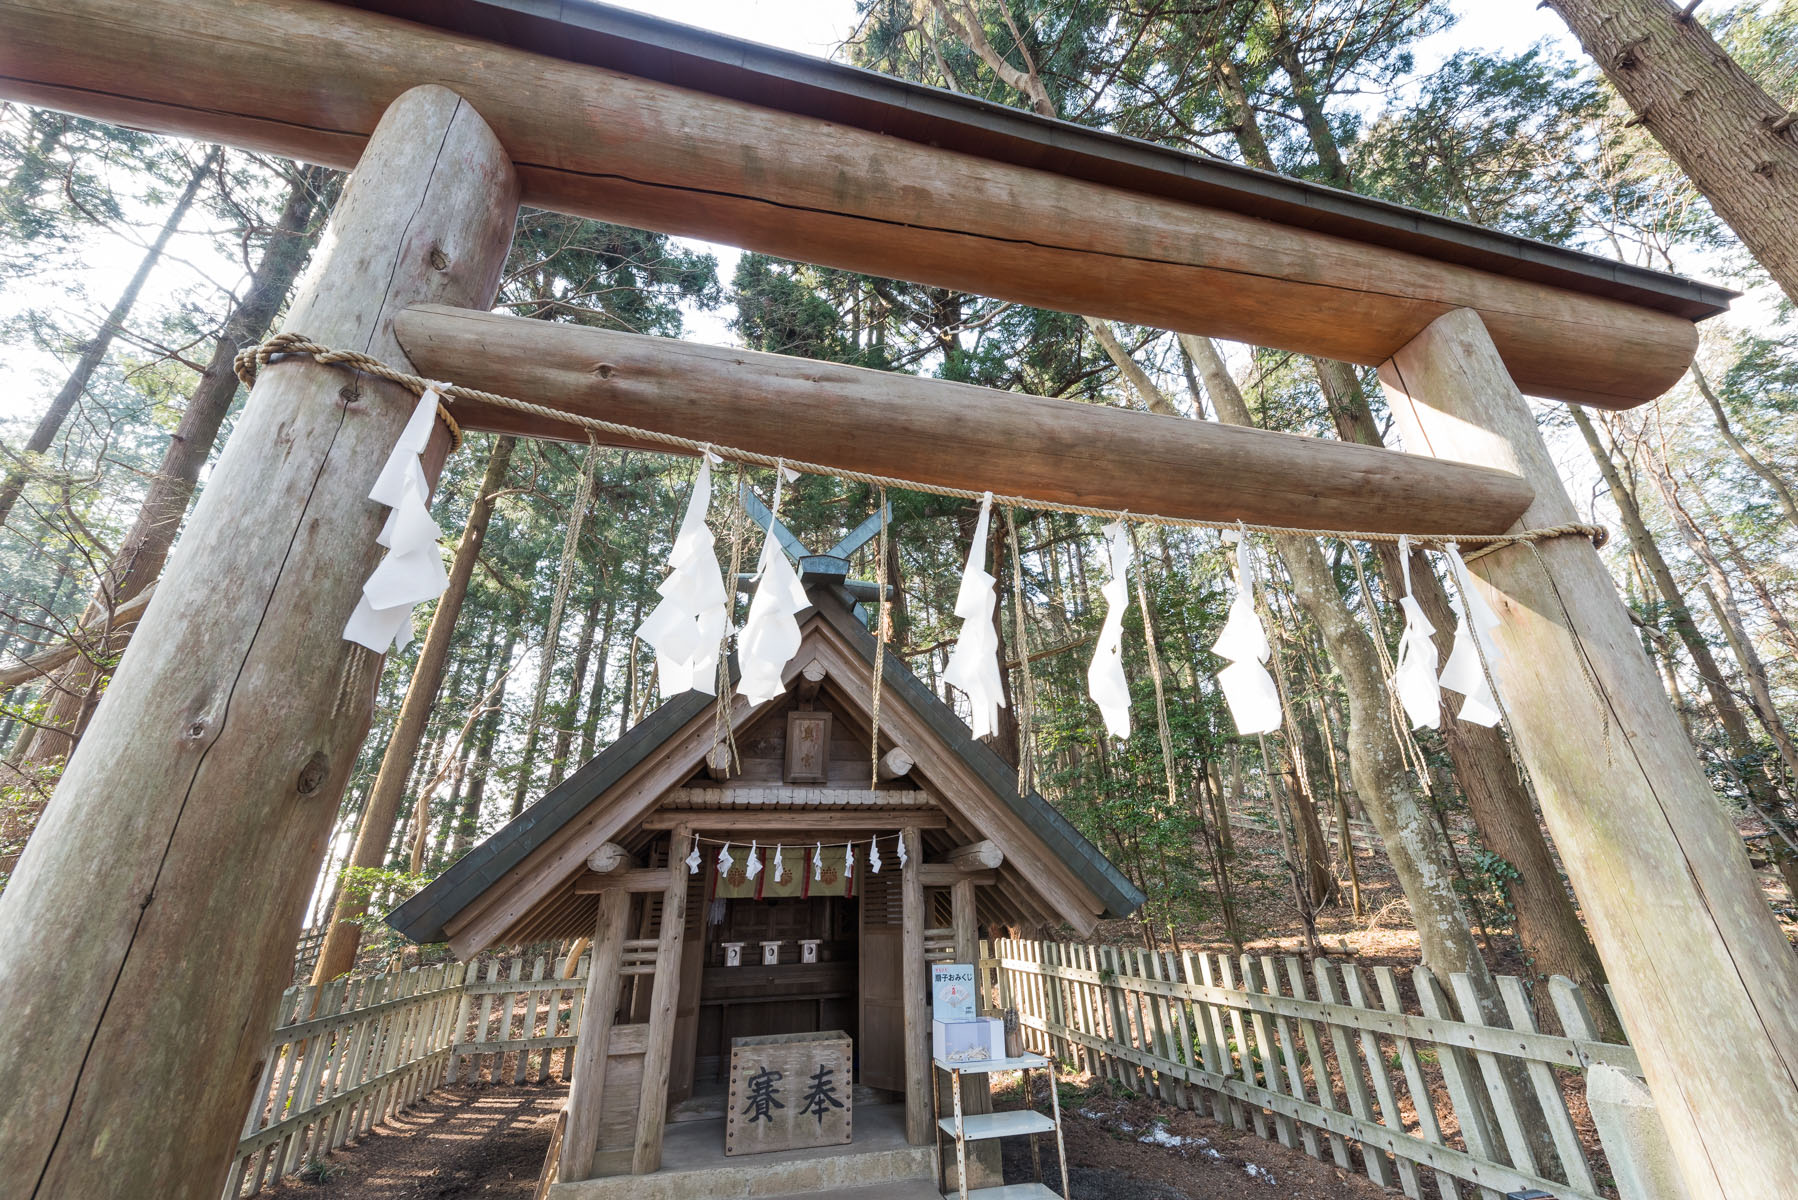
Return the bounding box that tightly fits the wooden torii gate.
[0,2,1791,1197]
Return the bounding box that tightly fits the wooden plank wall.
[221,952,589,1198]
[991,938,1637,1200]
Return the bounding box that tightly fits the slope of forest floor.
[1120,812,1798,970]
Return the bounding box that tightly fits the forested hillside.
[1,0,1793,1000]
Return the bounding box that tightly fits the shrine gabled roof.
[387,581,1143,950]
[343,0,1734,322]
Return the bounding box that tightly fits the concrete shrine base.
[550,1101,935,1200]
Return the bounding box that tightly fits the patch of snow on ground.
[1244,1162,1277,1185]
[1138,1127,1207,1148]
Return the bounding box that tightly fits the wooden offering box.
[725,1030,853,1156]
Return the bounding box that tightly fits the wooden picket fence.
[989,938,1640,1200]
[222,953,590,1198]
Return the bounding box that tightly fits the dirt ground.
[264,1085,560,1199]
[998,1071,1391,1200]
[260,1077,1390,1200]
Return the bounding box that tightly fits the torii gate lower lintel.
[0,9,1791,1198]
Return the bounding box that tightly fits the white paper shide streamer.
[941,492,1006,739]
[737,466,807,705]
[1087,519,1134,738]
[1211,535,1282,736]
[637,452,729,698]
[1439,543,1505,727]
[1392,535,1442,729]
[344,390,450,652]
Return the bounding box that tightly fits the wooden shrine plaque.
[725,1030,853,1155]
[784,710,832,782]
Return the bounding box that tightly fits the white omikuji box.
[933,1016,1005,1064]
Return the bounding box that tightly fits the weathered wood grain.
[1379,307,1798,1198]
[631,827,690,1173]
[0,0,1703,407]
[561,888,629,1182]
[394,304,1533,536]
[901,827,930,1145]
[0,85,518,1200]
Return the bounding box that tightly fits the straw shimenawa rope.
[234,333,1608,551]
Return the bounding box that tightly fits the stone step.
[551,1104,936,1200]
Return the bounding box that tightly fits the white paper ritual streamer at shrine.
[1438,543,1505,727]
[940,491,1006,739]
[1392,535,1443,729]
[1211,535,1282,736]
[737,468,808,705]
[344,389,449,653]
[1087,519,1134,738]
[636,452,728,698]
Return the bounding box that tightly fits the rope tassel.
[737,464,807,705]
[1212,533,1282,736]
[343,389,450,653]
[637,450,729,698]
[940,492,1005,739]
[1087,519,1134,738]
[1392,535,1443,729]
[1439,543,1505,727]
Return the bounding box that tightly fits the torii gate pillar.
[0,86,518,1199]
[1380,307,1798,1198]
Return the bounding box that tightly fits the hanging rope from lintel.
[870,486,890,793]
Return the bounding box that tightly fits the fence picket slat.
[1158,951,1195,1111]
[1241,955,1298,1149]
[1396,966,1502,1200]
[1413,967,1508,1199]
[1447,972,1543,1181]
[1496,975,1597,1195]
[1314,960,1403,1194]
[1195,952,1245,1129]
[1218,955,1268,1138]
[1285,957,1346,1167]
[1183,951,1232,1126]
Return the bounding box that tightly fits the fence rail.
[223,952,589,1198]
[989,938,1638,1200]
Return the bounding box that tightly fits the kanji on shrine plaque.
[724,1030,853,1155]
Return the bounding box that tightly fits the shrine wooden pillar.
[900,826,931,1144]
[561,887,631,1182]
[1379,307,1798,1198]
[0,85,518,1200]
[632,825,692,1174]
